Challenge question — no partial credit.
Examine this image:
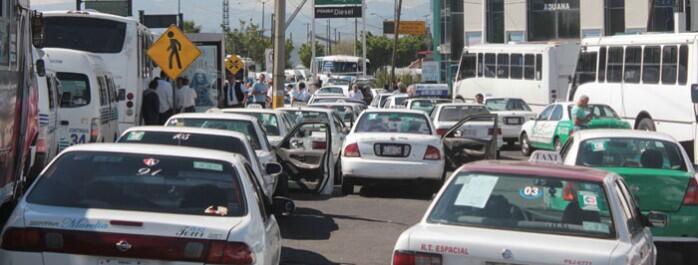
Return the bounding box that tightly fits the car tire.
[341,178,354,195]
[520,133,533,156]
[637,117,656,131]
[554,138,562,152]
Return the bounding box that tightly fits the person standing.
[349,84,364,102]
[249,74,269,108]
[142,80,160,125]
[176,77,197,113]
[156,72,174,124]
[475,93,484,104]
[571,95,592,132]
[292,82,309,105]
[224,75,246,108]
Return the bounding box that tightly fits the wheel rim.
[521,136,529,153]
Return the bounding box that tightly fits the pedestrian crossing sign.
[147,25,201,80]
[225,54,244,75]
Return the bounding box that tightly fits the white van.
[45,48,119,150]
[29,48,61,177]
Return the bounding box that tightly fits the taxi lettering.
[420,243,469,256]
[563,259,592,265]
[61,218,109,230]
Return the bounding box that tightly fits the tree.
[285,39,294,68]
[299,42,326,68]
[358,33,430,74]
[183,20,201,33]
[224,21,295,71]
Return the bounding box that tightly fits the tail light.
[563,182,576,201]
[344,143,360,157]
[393,251,442,265]
[89,118,100,142]
[436,128,448,136]
[37,138,47,153]
[207,242,254,265]
[423,145,441,160]
[488,128,501,136]
[126,92,134,101]
[2,227,43,251]
[312,141,327,150]
[683,177,698,205]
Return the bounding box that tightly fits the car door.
[530,104,555,145]
[540,104,563,146]
[614,178,654,265]
[276,121,334,195]
[243,163,282,265]
[441,114,498,170]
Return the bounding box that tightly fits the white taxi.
[484,97,536,146]
[383,93,409,108]
[217,108,294,147]
[392,160,664,265]
[341,109,445,194]
[0,144,292,265]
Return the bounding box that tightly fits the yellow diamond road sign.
[147,25,201,80]
[226,55,244,75]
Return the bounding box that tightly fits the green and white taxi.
[560,129,698,263]
[520,102,630,155]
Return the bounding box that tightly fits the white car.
[309,102,366,127]
[341,109,445,194]
[369,92,393,109]
[0,144,292,265]
[382,93,409,109]
[308,94,365,105]
[431,103,504,150]
[117,126,285,197]
[217,108,294,147]
[392,160,663,265]
[315,85,349,96]
[484,97,536,145]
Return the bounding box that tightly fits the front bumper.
[342,157,444,180]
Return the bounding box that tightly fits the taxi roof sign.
[529,150,563,165]
[225,54,245,75]
[147,25,201,80]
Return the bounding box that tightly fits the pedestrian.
[142,79,160,125]
[285,84,294,103]
[224,75,246,108]
[571,95,593,132]
[349,84,364,102]
[249,74,269,108]
[292,82,309,105]
[475,93,484,104]
[176,77,197,113]
[156,72,174,124]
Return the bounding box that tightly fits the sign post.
[147,25,201,80]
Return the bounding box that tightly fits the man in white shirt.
[349,84,364,102]
[176,77,197,112]
[156,72,174,124]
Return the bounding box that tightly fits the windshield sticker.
[204,205,229,216]
[582,221,610,234]
[454,175,499,208]
[588,140,607,152]
[143,158,160,167]
[367,113,377,119]
[126,131,145,141]
[176,226,206,238]
[578,191,600,211]
[519,186,543,200]
[173,133,191,140]
[194,161,223,172]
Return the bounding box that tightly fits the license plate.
[98,259,149,265]
[382,145,403,156]
[506,117,522,125]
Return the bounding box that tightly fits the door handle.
[60,120,69,126]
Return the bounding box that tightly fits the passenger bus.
[42,10,154,132]
[0,0,40,215]
[569,33,698,162]
[310,55,369,83]
[453,43,579,112]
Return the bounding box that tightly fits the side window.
[575,51,597,85]
[524,54,535,80]
[243,164,270,222]
[598,47,607,82]
[642,46,661,84]
[550,105,563,121]
[497,53,509,78]
[679,45,688,85]
[97,76,107,106]
[484,53,496,78]
[606,47,623,83]
[47,77,56,110]
[624,46,641,83]
[537,105,555,121]
[458,53,477,80]
[477,53,484,77]
[535,54,542,80]
[662,45,678,85]
[615,180,644,236]
[510,54,523,79]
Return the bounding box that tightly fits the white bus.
[310,55,369,83]
[42,10,154,133]
[569,33,698,161]
[453,43,579,112]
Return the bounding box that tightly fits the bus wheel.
[637,117,656,131]
[521,133,533,156]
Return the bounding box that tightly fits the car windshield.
[57,72,90,108]
[284,110,331,125]
[327,79,351,85]
[320,87,344,94]
[355,112,431,134]
[229,112,282,136]
[486,99,532,111]
[118,131,251,161]
[567,104,620,120]
[429,172,615,238]
[576,137,687,171]
[166,118,262,150]
[27,151,245,217]
[438,105,490,121]
[410,99,448,113]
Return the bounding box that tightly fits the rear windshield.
[118,131,251,161]
[320,87,344,94]
[44,17,127,53]
[284,110,330,125]
[355,112,431,134]
[166,118,262,150]
[486,99,531,111]
[27,151,245,217]
[57,72,90,108]
[228,112,282,136]
[576,137,687,171]
[438,106,489,121]
[429,172,615,238]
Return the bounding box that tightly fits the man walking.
[224,73,246,108]
[142,80,160,125]
[156,72,174,124]
[176,77,197,113]
[249,74,269,108]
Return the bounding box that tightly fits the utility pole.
[262,1,266,35]
[354,18,358,56]
[273,0,286,109]
[222,0,230,32]
[390,0,403,85]
[327,21,331,55]
[311,0,316,79]
[362,0,367,76]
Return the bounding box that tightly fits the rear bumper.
[0,250,44,265]
[647,206,698,242]
[342,157,444,180]
[501,124,522,140]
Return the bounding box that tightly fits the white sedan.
[431,103,505,151]
[217,108,294,146]
[0,144,292,265]
[484,97,536,145]
[392,160,663,265]
[341,109,445,194]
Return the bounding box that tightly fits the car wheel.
[520,133,533,156]
[554,138,562,152]
[341,178,354,195]
[637,117,656,131]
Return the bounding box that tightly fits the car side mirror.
[265,162,283,176]
[36,59,46,77]
[644,211,668,228]
[272,197,295,217]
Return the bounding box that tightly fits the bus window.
[57,73,91,108]
[47,77,56,110]
[535,54,542,80]
[497,54,509,78]
[458,53,477,80]
[598,47,607,82]
[574,51,597,85]
[485,53,496,78]
[642,46,661,84]
[662,45,677,85]
[510,54,523,79]
[524,54,535,80]
[477,53,483,77]
[607,47,623,83]
[679,45,688,85]
[98,76,108,106]
[44,17,127,53]
[624,46,641,83]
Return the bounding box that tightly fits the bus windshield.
[322,61,360,73]
[44,16,127,53]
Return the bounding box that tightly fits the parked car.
[484,97,536,146]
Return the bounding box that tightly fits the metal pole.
[178,0,181,16]
[311,0,316,78]
[432,0,441,82]
[262,1,266,35]
[354,18,358,56]
[390,0,403,85]
[362,0,367,76]
[273,0,286,109]
[327,21,331,55]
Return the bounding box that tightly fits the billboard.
[383,21,427,35]
[83,0,132,17]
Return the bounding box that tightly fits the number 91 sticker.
[519,186,543,200]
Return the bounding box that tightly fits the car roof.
[122,126,249,140]
[310,102,363,107]
[62,143,248,164]
[363,109,428,115]
[219,108,278,114]
[170,112,258,122]
[486,97,524,101]
[574,129,677,142]
[437,102,485,107]
[278,106,336,113]
[459,160,609,183]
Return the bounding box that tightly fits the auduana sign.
[315,0,361,5]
